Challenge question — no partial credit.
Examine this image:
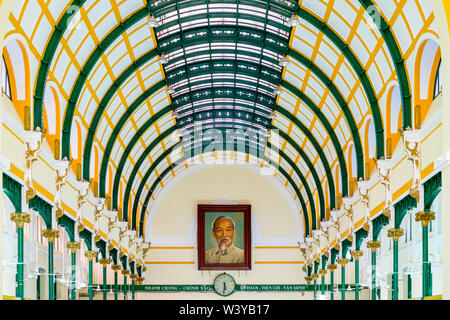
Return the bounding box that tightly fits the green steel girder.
[288,49,364,179]
[157,25,290,57]
[137,144,312,236]
[276,105,339,203]
[2,173,22,213]
[424,172,442,211]
[149,0,298,19]
[29,196,53,230]
[33,0,88,130]
[394,195,416,229]
[321,255,328,270]
[165,59,280,85]
[130,261,136,274]
[118,126,178,213]
[355,227,368,251]
[172,87,275,115]
[330,247,339,265]
[156,11,290,36]
[109,248,118,265]
[306,265,312,277]
[96,239,107,259]
[267,138,325,221]
[57,214,75,242]
[281,84,348,196]
[341,239,352,259]
[176,109,271,132]
[297,7,385,159]
[61,6,152,159]
[79,228,93,251]
[137,265,142,277]
[131,138,319,231]
[358,0,412,129]
[107,90,337,216]
[372,213,389,241]
[120,255,128,270]
[313,260,319,274]
[125,128,315,232]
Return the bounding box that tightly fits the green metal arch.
[288,49,364,179]
[137,145,312,237]
[130,137,318,232]
[172,84,344,198]
[104,87,338,213]
[33,0,88,130]
[61,6,152,159]
[111,95,335,226]
[297,7,385,159]
[358,0,412,129]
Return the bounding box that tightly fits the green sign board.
[100,284,356,292]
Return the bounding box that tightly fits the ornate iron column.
[99,258,110,300]
[42,230,60,300]
[122,270,130,300]
[351,250,363,300]
[85,250,98,300]
[130,274,138,300]
[337,258,349,300]
[111,265,121,300]
[10,213,30,300]
[387,228,404,300]
[67,242,80,300]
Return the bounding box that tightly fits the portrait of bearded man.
[205,216,245,264]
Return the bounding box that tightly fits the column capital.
[327,264,337,271]
[99,258,110,267]
[310,273,319,281]
[10,213,31,228]
[85,250,98,261]
[137,277,145,285]
[415,211,435,228]
[121,269,131,276]
[130,274,138,281]
[366,241,381,252]
[351,250,364,260]
[318,269,327,277]
[111,264,121,272]
[387,228,404,242]
[67,241,81,253]
[304,276,312,284]
[337,258,349,266]
[42,229,60,243]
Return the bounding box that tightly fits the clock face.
[213,273,236,297]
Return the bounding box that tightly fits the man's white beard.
[218,237,231,256]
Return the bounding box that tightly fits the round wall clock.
[213,273,236,296]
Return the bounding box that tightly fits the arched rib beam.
[136,145,312,237]
[130,130,318,231]
[106,90,335,216]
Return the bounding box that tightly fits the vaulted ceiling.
[5,0,436,238]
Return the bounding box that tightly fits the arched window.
[1,56,11,99]
[434,59,442,99]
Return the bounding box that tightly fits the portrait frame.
[197,204,251,270]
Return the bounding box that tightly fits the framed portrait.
[197,204,251,270]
